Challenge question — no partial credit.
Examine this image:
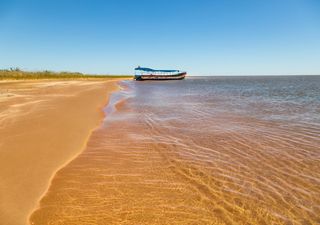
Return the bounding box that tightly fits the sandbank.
[0,79,120,225]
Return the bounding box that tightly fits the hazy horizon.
[1,0,320,75]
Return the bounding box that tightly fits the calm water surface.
[31,76,320,225]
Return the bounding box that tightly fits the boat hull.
[134,72,186,81]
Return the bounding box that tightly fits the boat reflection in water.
[134,66,186,81]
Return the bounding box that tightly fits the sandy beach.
[0,80,120,225]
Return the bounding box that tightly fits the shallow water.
[31,76,320,225]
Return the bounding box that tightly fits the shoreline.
[0,79,124,225]
[28,123,102,225]
[28,80,125,225]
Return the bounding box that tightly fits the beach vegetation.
[0,69,131,80]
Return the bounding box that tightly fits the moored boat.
[134,67,186,81]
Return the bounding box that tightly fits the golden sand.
[0,80,119,225]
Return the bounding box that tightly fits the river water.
[31,76,320,225]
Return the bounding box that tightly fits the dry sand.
[0,80,120,225]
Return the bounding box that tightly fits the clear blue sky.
[0,0,320,75]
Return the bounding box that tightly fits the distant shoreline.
[0,69,131,80]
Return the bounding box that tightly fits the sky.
[0,0,320,75]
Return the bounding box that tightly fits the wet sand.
[30,78,320,225]
[0,80,120,225]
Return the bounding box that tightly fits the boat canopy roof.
[135,67,179,73]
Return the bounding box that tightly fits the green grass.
[0,69,132,80]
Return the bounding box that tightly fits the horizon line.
[1,68,319,77]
